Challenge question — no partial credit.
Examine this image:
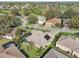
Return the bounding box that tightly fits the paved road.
[26,25,79,33]
[20,15,79,33]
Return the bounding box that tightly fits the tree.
[22,4,42,16]
[0,15,21,34]
[45,7,61,20]
[27,14,38,24]
[13,36,23,46]
[30,7,42,15]
[22,4,30,16]
[15,28,23,37]
[13,17,21,27]
[68,16,79,28]
[61,7,79,19]
[10,6,19,16]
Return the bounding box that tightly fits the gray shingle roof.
[44,49,68,58]
[44,49,57,58]
[27,30,48,48]
[27,30,53,48]
[0,44,25,58]
[57,37,79,50]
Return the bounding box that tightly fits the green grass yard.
[27,46,43,58]
[20,42,44,58]
[0,38,12,45]
[0,9,10,14]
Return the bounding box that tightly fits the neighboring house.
[44,49,57,58]
[56,37,79,53]
[2,28,16,39]
[56,36,79,57]
[10,5,19,11]
[0,4,9,9]
[44,49,68,58]
[0,53,16,58]
[0,43,25,58]
[58,35,75,41]
[45,18,61,27]
[26,30,53,48]
[37,16,46,25]
[22,3,30,10]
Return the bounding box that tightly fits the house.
[56,36,79,57]
[56,37,79,53]
[58,35,75,41]
[45,18,61,27]
[10,5,19,11]
[22,4,30,10]
[26,30,53,48]
[0,43,25,58]
[44,49,68,58]
[43,49,57,58]
[0,53,16,58]
[37,16,46,25]
[0,4,9,9]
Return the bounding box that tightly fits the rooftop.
[27,30,53,48]
[57,36,79,50]
[44,49,68,58]
[0,53,16,58]
[46,18,61,24]
[44,49,57,58]
[0,44,25,58]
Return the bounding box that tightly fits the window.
[44,34,51,40]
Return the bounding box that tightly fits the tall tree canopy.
[0,15,21,34]
[61,7,79,19]
[68,16,79,28]
[45,7,61,20]
[27,14,38,24]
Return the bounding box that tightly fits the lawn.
[0,9,10,14]
[26,23,35,26]
[61,32,79,38]
[27,45,43,58]
[20,42,44,58]
[0,38,12,45]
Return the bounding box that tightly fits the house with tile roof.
[45,18,61,27]
[0,43,25,58]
